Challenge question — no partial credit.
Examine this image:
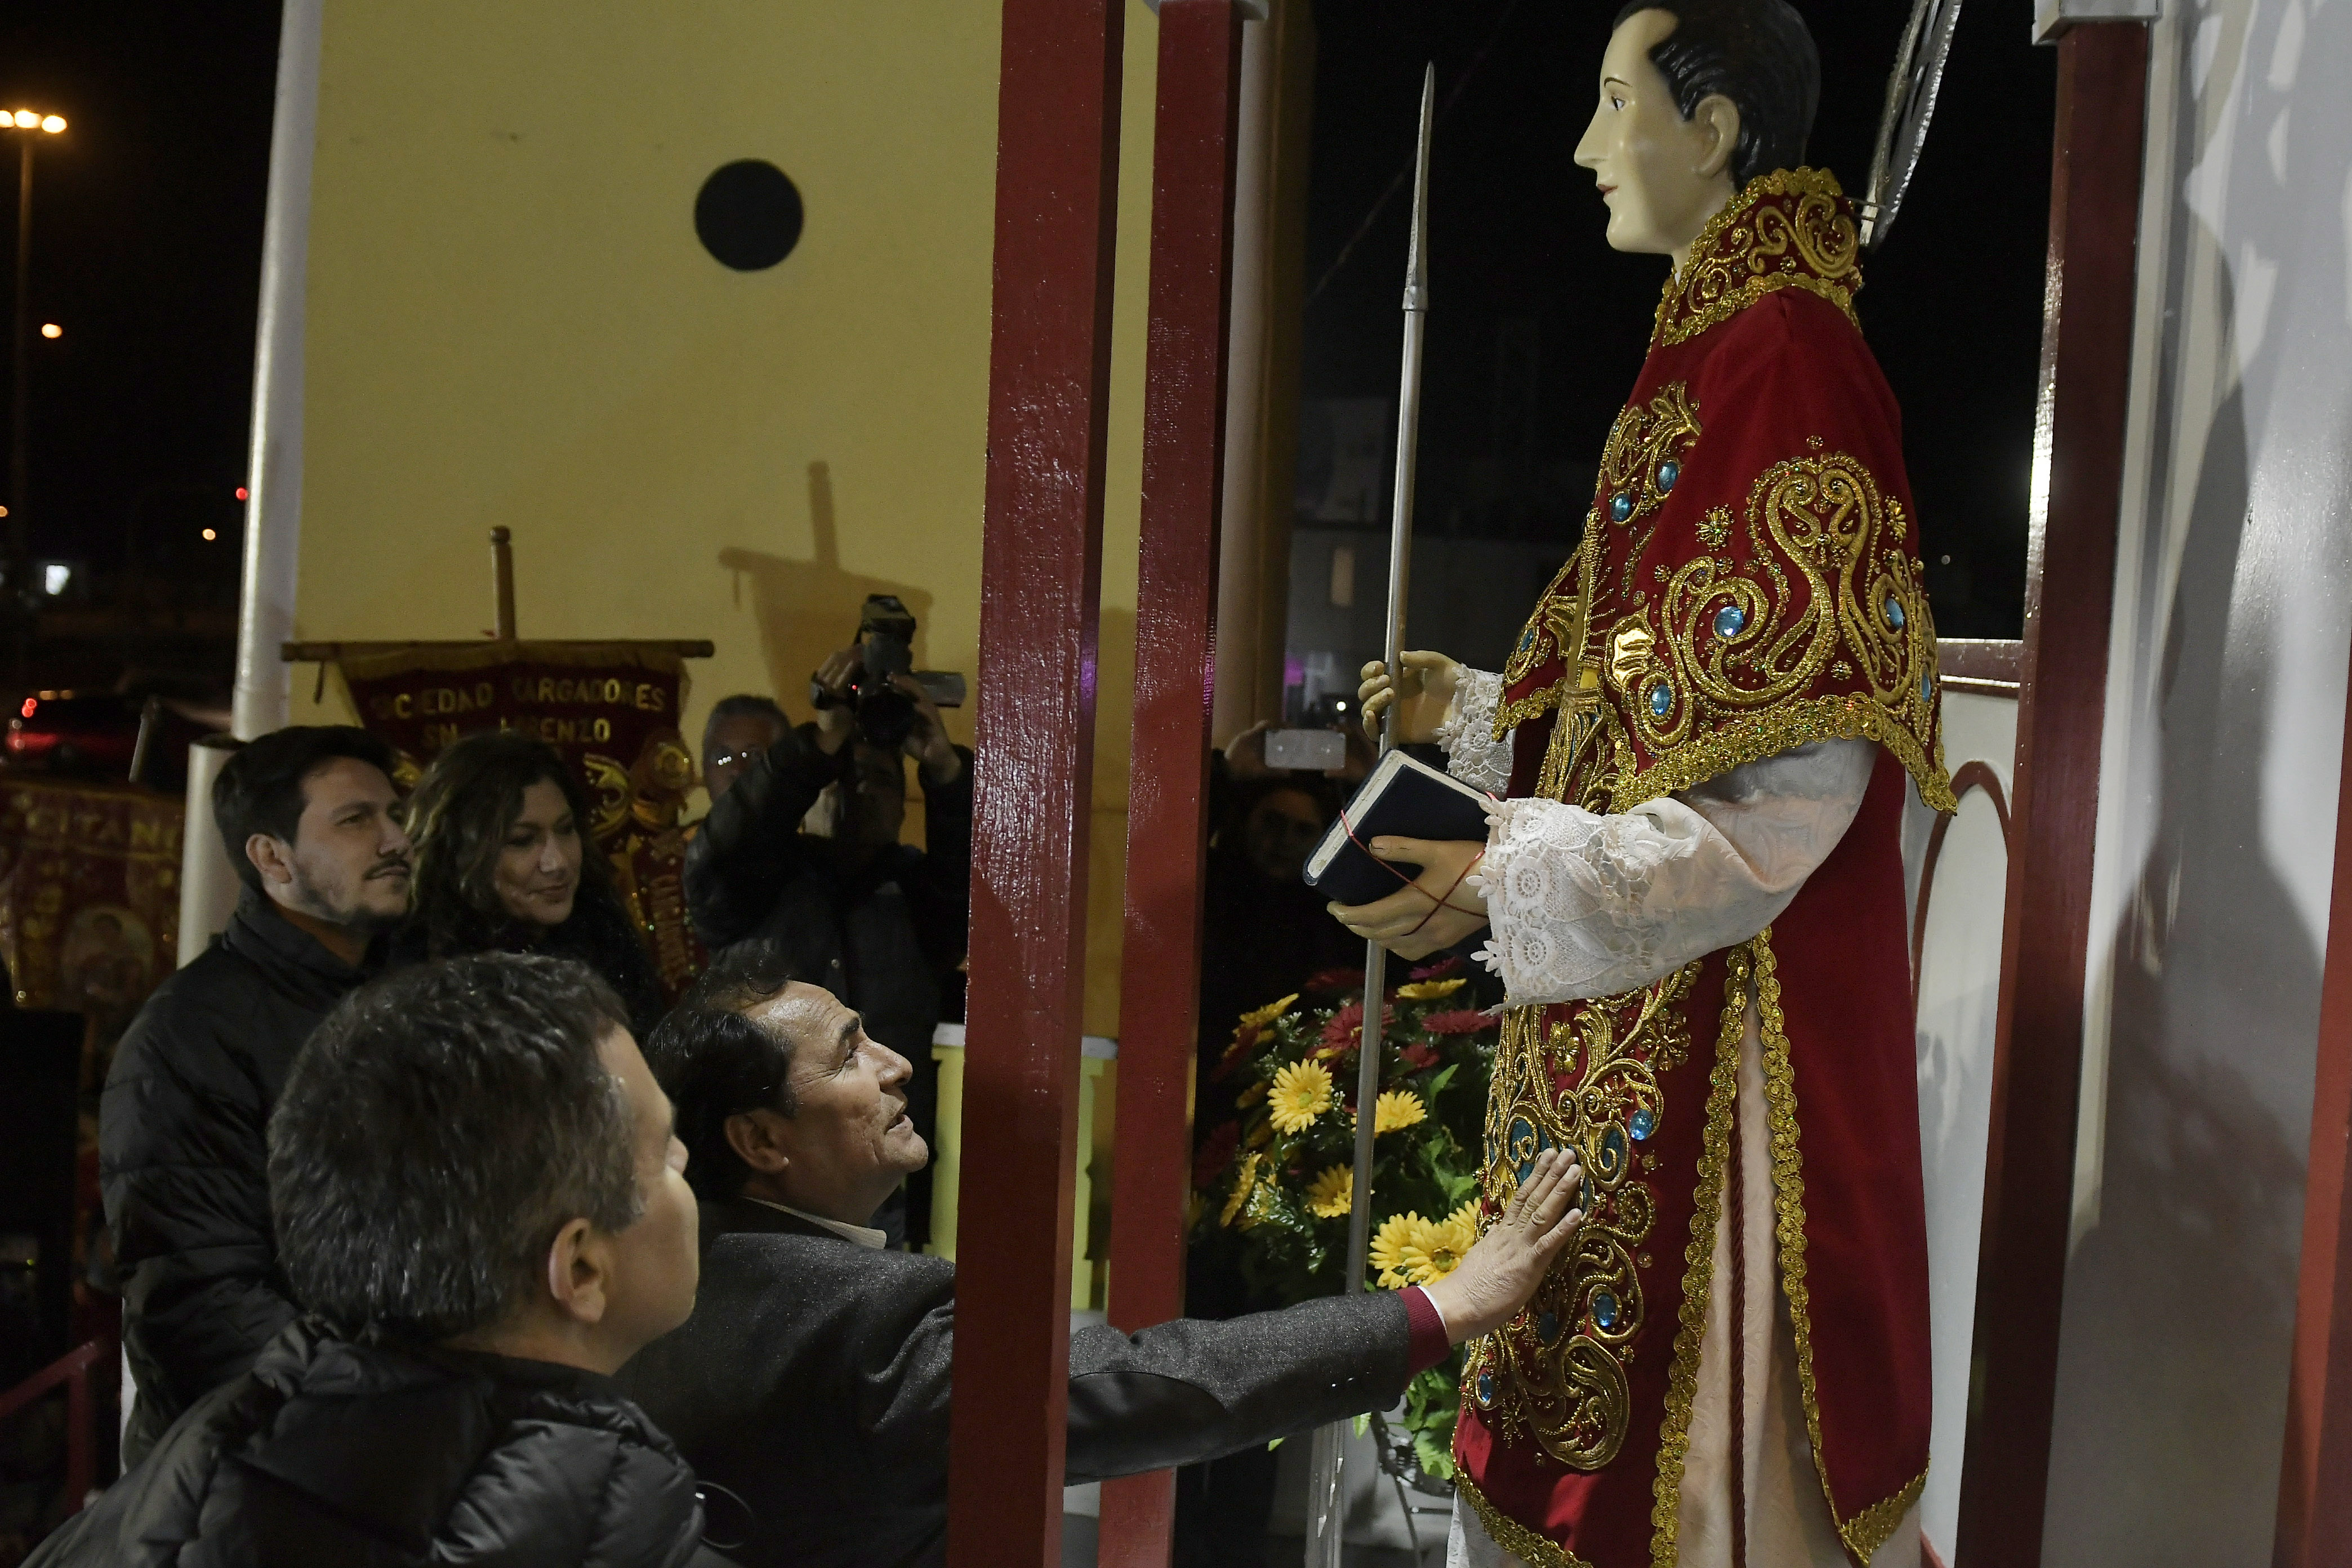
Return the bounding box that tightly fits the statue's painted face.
[1573,8,1741,268]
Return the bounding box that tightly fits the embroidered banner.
[0,778,184,1085]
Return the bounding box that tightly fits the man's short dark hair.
[644,943,802,1201]
[1611,0,1819,188]
[702,694,791,755]
[268,953,638,1342]
[211,725,398,893]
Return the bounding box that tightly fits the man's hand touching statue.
[1424,1147,1584,1343]
[1329,651,1492,960]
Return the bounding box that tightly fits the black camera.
[812,595,966,750]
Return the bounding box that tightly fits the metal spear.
[1306,61,1435,1568]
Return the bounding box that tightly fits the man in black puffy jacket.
[101,726,412,1463]
[35,954,723,1567]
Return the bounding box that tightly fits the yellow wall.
[292,1,1162,1034]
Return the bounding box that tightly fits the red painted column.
[947,2,1126,1564]
[1098,5,1246,1565]
[1954,22,2148,1566]
[2275,654,2352,1562]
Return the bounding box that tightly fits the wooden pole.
[947,1,1125,1563]
[490,526,517,640]
[1953,21,2148,1564]
[1099,5,1246,1563]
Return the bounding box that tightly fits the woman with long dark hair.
[399,730,665,1035]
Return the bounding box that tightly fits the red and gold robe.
[1453,168,1953,1567]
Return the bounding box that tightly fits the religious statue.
[1338,4,1950,1563]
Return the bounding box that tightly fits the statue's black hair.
[1610,0,1821,187]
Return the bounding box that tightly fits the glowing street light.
[5,108,68,605]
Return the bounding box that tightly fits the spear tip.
[1403,63,1435,311]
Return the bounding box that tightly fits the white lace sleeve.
[1436,667,1514,794]
[1467,738,1876,1006]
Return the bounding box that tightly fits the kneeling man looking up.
[622,943,1585,1568]
[35,955,724,1568]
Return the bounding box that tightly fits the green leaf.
[1352,1413,1370,1438]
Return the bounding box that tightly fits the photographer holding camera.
[686,600,970,1250]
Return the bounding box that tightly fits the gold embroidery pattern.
[1596,384,1704,595]
[1645,938,1752,1567]
[1455,1472,1599,1568]
[1464,966,1698,1469]
[1696,506,1733,550]
[1754,930,1927,1565]
[1495,532,1600,739]
[1652,168,1861,350]
[1605,449,1954,814]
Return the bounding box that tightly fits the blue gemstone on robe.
[1713,603,1745,639]
[1884,595,1906,630]
[1609,491,1633,524]
[1518,627,1536,653]
[1922,672,1936,702]
[1602,1124,1627,1169]
[1537,1311,1560,1345]
[1629,1106,1656,1141]
[1648,682,1672,718]
[1591,1289,1621,1332]
[1476,1370,1495,1405]
[1656,458,1680,493]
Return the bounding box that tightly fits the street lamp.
[5,107,67,611]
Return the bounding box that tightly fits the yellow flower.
[1268,1060,1334,1134]
[1220,1151,1263,1227]
[1369,1211,1431,1288]
[1396,977,1466,1001]
[1305,1164,1354,1219]
[1366,1206,1480,1286]
[1373,1089,1427,1137]
[1240,993,1300,1029]
[1236,1080,1268,1108]
[1425,1203,1481,1277]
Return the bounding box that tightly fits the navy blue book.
[1303,750,1496,908]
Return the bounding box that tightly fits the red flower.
[1303,967,1364,996]
[1193,1121,1240,1189]
[1421,1008,1496,1036]
[1316,999,1398,1059]
[1398,1040,1440,1071]
[1409,955,1465,981]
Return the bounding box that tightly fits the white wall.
[2051,1,2352,1560]
[1903,689,2019,1560]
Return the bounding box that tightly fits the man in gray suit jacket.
[617,943,1584,1568]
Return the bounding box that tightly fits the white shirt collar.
[743,1196,888,1250]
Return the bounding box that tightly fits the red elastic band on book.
[1333,795,1492,937]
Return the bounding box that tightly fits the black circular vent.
[694,159,804,271]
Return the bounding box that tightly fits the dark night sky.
[1301,0,2055,636]
[0,2,282,582]
[0,2,2048,642]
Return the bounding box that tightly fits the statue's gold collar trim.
[1652,168,1863,349]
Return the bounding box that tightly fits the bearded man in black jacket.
[35,955,719,1568]
[100,725,413,1463]
[620,945,1587,1568]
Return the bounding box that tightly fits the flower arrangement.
[1192,957,1498,1484]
